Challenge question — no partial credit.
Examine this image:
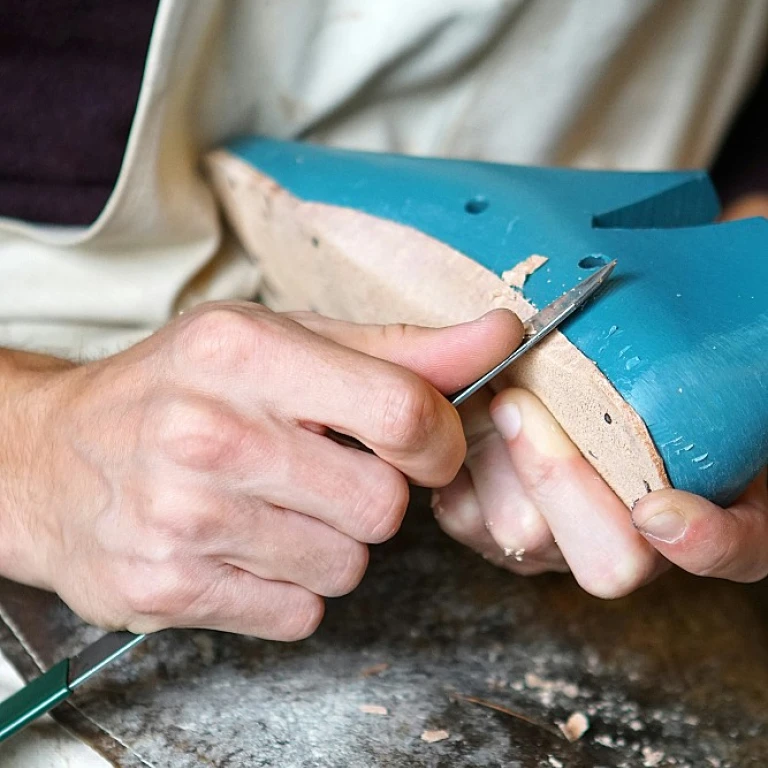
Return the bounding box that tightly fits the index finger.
[177,305,467,487]
[301,353,466,488]
[285,312,521,484]
[286,309,524,395]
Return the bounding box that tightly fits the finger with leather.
[491,388,663,598]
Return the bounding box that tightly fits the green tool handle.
[0,659,71,743]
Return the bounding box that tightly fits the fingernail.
[634,508,687,544]
[491,402,521,440]
[493,390,578,458]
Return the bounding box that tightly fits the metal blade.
[523,259,616,337]
[449,259,616,406]
[68,631,146,689]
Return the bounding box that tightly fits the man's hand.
[433,387,767,597]
[433,388,667,597]
[0,303,521,638]
[434,193,768,597]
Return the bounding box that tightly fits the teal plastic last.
[228,138,768,506]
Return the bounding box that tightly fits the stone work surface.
[1,489,767,767]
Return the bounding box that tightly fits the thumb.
[631,470,768,582]
[285,309,523,394]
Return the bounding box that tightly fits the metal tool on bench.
[0,260,615,744]
[0,630,145,743]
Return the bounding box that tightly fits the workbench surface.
[1,489,766,767]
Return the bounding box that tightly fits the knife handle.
[0,659,71,743]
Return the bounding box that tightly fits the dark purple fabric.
[0,2,763,225]
[0,0,159,225]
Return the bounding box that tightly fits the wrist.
[0,350,76,588]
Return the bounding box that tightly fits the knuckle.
[518,456,563,498]
[179,306,268,369]
[697,535,749,580]
[180,307,252,362]
[431,439,466,488]
[353,467,410,543]
[128,472,219,545]
[147,395,245,471]
[62,583,131,633]
[277,594,325,641]
[152,502,217,545]
[326,542,369,597]
[131,524,184,562]
[122,566,194,620]
[697,545,733,579]
[374,377,438,450]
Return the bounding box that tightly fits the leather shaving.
[420,729,450,743]
[360,662,389,677]
[558,712,589,741]
[642,746,665,766]
[359,704,388,716]
[501,254,548,290]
